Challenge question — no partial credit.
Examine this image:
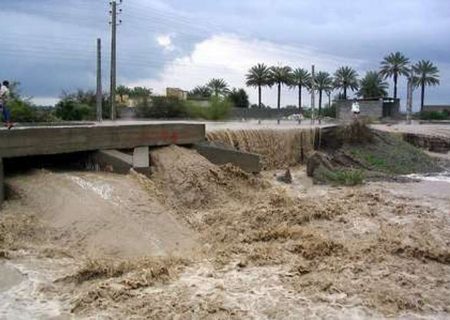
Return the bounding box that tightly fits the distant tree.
[207,78,230,97]
[188,85,211,99]
[315,71,333,116]
[245,63,272,108]
[54,99,91,121]
[357,71,389,99]
[129,86,152,99]
[290,68,311,114]
[334,66,359,99]
[412,60,440,112]
[379,52,410,99]
[228,88,250,108]
[56,89,110,120]
[135,96,187,119]
[116,85,132,104]
[270,66,293,119]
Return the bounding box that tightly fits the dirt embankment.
[306,123,445,185]
[1,145,449,319]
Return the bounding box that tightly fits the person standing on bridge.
[0,81,13,129]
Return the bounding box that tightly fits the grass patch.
[345,131,439,175]
[315,167,365,186]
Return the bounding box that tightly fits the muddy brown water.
[0,146,449,319]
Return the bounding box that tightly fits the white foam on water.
[69,176,114,201]
[0,258,72,320]
[405,172,450,183]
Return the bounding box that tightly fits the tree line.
[245,52,440,116]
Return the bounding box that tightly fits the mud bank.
[1,145,449,319]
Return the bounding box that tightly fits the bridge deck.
[0,122,206,158]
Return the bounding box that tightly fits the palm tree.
[379,52,410,99]
[270,66,293,119]
[357,71,389,99]
[116,85,131,104]
[188,85,211,99]
[334,66,359,99]
[315,71,333,116]
[246,63,271,108]
[290,68,311,114]
[129,86,152,99]
[207,78,229,97]
[412,60,440,112]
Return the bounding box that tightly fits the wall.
[336,99,383,122]
[336,99,400,122]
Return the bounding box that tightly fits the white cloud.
[31,97,59,106]
[156,34,175,52]
[132,34,366,107]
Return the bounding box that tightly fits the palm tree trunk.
[420,82,425,112]
[298,85,302,114]
[393,73,398,99]
[277,82,281,124]
[343,87,347,100]
[318,90,323,116]
[328,92,331,109]
[258,85,262,108]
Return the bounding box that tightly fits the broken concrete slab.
[91,150,133,174]
[193,142,262,173]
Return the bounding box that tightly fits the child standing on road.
[0,81,13,129]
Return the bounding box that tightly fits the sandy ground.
[1,146,449,319]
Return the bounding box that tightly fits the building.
[335,98,400,122]
[166,88,188,100]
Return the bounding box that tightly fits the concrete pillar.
[133,147,150,176]
[0,158,4,207]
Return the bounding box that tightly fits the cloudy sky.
[1,0,449,111]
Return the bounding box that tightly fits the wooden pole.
[310,65,315,125]
[96,38,103,122]
[110,0,117,120]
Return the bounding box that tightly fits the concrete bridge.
[0,122,262,206]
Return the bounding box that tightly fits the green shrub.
[186,96,231,120]
[419,111,450,120]
[9,99,35,122]
[135,96,188,119]
[54,100,92,121]
[321,104,336,118]
[8,99,58,122]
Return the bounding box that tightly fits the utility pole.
[310,65,316,125]
[96,38,102,122]
[406,73,414,125]
[109,0,122,120]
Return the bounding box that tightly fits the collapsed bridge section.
[0,122,262,206]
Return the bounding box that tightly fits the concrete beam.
[193,142,262,173]
[0,123,205,158]
[91,150,133,174]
